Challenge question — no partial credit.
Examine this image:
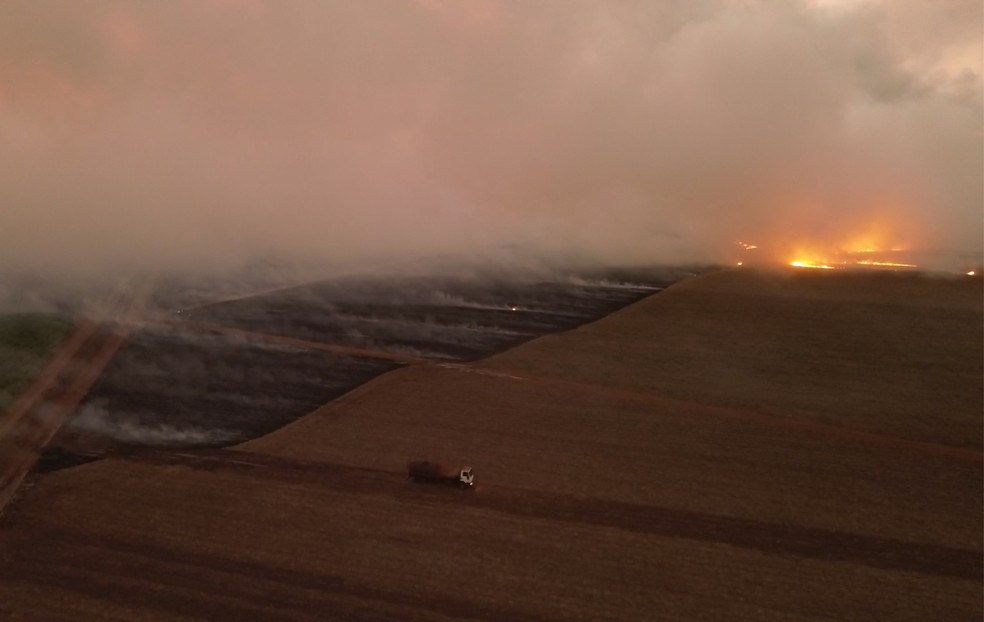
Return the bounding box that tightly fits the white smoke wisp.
[0,0,979,279]
[69,403,241,447]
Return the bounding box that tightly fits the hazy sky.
[1,0,980,276]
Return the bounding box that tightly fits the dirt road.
[0,276,154,513]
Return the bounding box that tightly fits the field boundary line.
[0,275,153,517]
[154,318,430,365]
[0,273,137,440]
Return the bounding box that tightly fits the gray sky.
[1,0,980,276]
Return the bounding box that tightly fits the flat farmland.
[1,451,977,622]
[1,268,980,620]
[244,363,981,551]
[482,269,982,447]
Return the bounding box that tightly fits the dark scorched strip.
[187,276,667,362]
[75,326,400,443]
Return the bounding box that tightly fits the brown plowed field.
[1,268,981,621]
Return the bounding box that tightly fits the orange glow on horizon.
[731,209,930,272]
[772,213,923,271]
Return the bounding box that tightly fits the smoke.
[69,403,241,446]
[1,0,980,277]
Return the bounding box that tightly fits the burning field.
[0,0,981,617]
[733,228,983,276]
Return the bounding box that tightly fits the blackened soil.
[185,271,677,361]
[66,267,685,450]
[72,327,401,447]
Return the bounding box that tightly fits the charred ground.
[62,267,681,450]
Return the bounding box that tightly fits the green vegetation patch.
[0,313,74,413]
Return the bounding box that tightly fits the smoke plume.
[1,0,980,277]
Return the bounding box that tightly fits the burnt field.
[63,267,683,449]
[182,269,676,361]
[67,327,402,447]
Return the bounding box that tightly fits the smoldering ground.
[183,268,680,359]
[0,0,980,282]
[69,322,403,446]
[61,269,679,448]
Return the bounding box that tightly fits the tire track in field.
[117,448,983,581]
[2,524,561,622]
[160,318,430,365]
[0,276,155,515]
[0,273,137,441]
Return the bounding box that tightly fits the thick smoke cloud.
[1,0,980,276]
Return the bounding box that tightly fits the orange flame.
[782,217,919,271]
[730,212,931,272]
[789,259,839,270]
